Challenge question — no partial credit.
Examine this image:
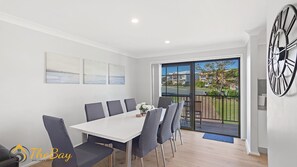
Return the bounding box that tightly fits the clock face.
[268,4,297,96]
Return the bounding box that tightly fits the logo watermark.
[9,144,72,163]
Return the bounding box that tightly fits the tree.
[196,60,236,92]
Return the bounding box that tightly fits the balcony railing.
[164,95,240,124]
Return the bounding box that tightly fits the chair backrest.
[171,101,184,133]
[85,102,105,122]
[157,97,173,108]
[138,108,162,157]
[106,100,124,116]
[158,103,178,144]
[124,98,137,112]
[42,115,77,167]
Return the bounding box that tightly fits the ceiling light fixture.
[164,40,171,44]
[131,18,139,24]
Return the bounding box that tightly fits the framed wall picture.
[45,53,80,84]
[108,64,125,85]
[83,59,107,84]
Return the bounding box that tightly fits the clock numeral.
[287,58,295,64]
[268,56,277,66]
[281,74,288,90]
[272,24,277,37]
[286,15,296,36]
[268,58,273,66]
[272,76,276,92]
[277,12,283,29]
[285,59,295,68]
[282,8,289,29]
[277,62,280,75]
[268,70,274,82]
[285,62,293,73]
[277,77,281,95]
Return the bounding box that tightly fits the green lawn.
[214,97,239,124]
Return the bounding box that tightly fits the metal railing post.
[222,96,224,124]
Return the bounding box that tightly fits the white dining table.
[70,109,166,167]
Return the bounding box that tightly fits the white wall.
[0,21,137,166]
[267,1,297,167]
[135,47,248,139]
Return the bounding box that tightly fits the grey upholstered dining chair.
[85,102,112,144]
[43,115,113,167]
[157,97,173,108]
[157,103,178,167]
[112,108,163,167]
[106,100,124,116]
[171,101,185,151]
[124,98,137,112]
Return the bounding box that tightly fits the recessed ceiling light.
[164,40,171,44]
[131,18,139,24]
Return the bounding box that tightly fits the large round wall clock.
[268,4,297,97]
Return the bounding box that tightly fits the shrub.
[207,89,220,96]
[227,90,239,97]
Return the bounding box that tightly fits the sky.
[162,59,239,75]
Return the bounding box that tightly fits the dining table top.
[70,109,166,143]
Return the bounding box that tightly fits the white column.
[245,30,262,155]
[151,64,161,106]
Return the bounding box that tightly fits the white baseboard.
[245,140,260,156]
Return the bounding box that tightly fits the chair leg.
[160,144,166,167]
[155,147,160,167]
[140,157,144,167]
[173,138,177,152]
[178,129,183,145]
[109,153,113,167]
[172,133,177,152]
[108,144,116,167]
[175,131,177,141]
[112,149,116,167]
[170,139,175,157]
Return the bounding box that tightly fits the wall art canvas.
[108,64,125,85]
[45,53,80,84]
[83,59,107,84]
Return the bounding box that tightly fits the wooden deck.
[32,130,267,167]
[181,119,239,137]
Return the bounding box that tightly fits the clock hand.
[272,40,297,55]
[287,38,297,50]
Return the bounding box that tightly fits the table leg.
[126,140,132,167]
[82,133,88,143]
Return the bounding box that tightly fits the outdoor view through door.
[162,58,240,137]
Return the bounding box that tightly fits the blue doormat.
[203,133,234,143]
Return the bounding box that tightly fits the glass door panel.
[162,64,193,129]
[194,59,240,137]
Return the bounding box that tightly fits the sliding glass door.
[162,58,240,137]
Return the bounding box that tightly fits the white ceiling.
[0,0,266,58]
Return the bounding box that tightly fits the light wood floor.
[32,130,267,167]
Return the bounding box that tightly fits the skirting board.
[245,140,260,156]
[258,147,268,154]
